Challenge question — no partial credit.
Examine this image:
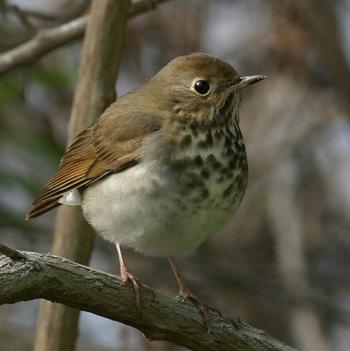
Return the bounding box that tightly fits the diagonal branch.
[0,0,171,77]
[0,244,297,351]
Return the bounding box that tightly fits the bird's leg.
[167,256,210,329]
[115,243,151,309]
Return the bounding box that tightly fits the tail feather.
[26,196,61,220]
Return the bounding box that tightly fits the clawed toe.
[178,290,211,332]
[167,256,213,331]
[115,243,153,309]
[120,270,153,309]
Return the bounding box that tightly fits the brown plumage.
[26,105,162,219]
[26,53,265,324]
[26,53,264,220]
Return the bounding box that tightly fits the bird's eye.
[193,80,210,95]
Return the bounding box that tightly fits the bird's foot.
[178,288,211,332]
[120,268,153,309]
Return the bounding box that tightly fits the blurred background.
[1,0,350,350]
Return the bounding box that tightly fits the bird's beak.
[232,75,266,91]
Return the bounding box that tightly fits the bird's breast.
[82,122,248,256]
[164,122,248,213]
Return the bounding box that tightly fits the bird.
[26,52,265,324]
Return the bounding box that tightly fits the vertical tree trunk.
[33,1,131,351]
[267,159,329,351]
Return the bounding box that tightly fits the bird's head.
[149,53,265,126]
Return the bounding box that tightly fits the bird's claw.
[178,290,211,332]
[120,270,153,309]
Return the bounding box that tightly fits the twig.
[0,248,298,351]
[9,4,37,35]
[0,0,171,77]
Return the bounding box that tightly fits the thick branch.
[0,245,297,351]
[0,0,170,76]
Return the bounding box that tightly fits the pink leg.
[167,256,210,329]
[115,243,151,308]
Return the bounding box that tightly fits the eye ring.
[191,79,210,95]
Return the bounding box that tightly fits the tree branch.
[0,0,171,77]
[0,245,297,351]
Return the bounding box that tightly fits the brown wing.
[26,106,162,219]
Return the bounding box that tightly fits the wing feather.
[26,107,162,219]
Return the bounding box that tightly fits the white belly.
[81,158,244,256]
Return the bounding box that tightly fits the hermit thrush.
[26,53,265,324]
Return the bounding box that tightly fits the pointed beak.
[232,74,266,91]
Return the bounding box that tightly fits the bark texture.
[0,246,298,351]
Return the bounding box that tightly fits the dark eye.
[194,80,210,95]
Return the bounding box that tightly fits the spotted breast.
[82,93,248,256]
